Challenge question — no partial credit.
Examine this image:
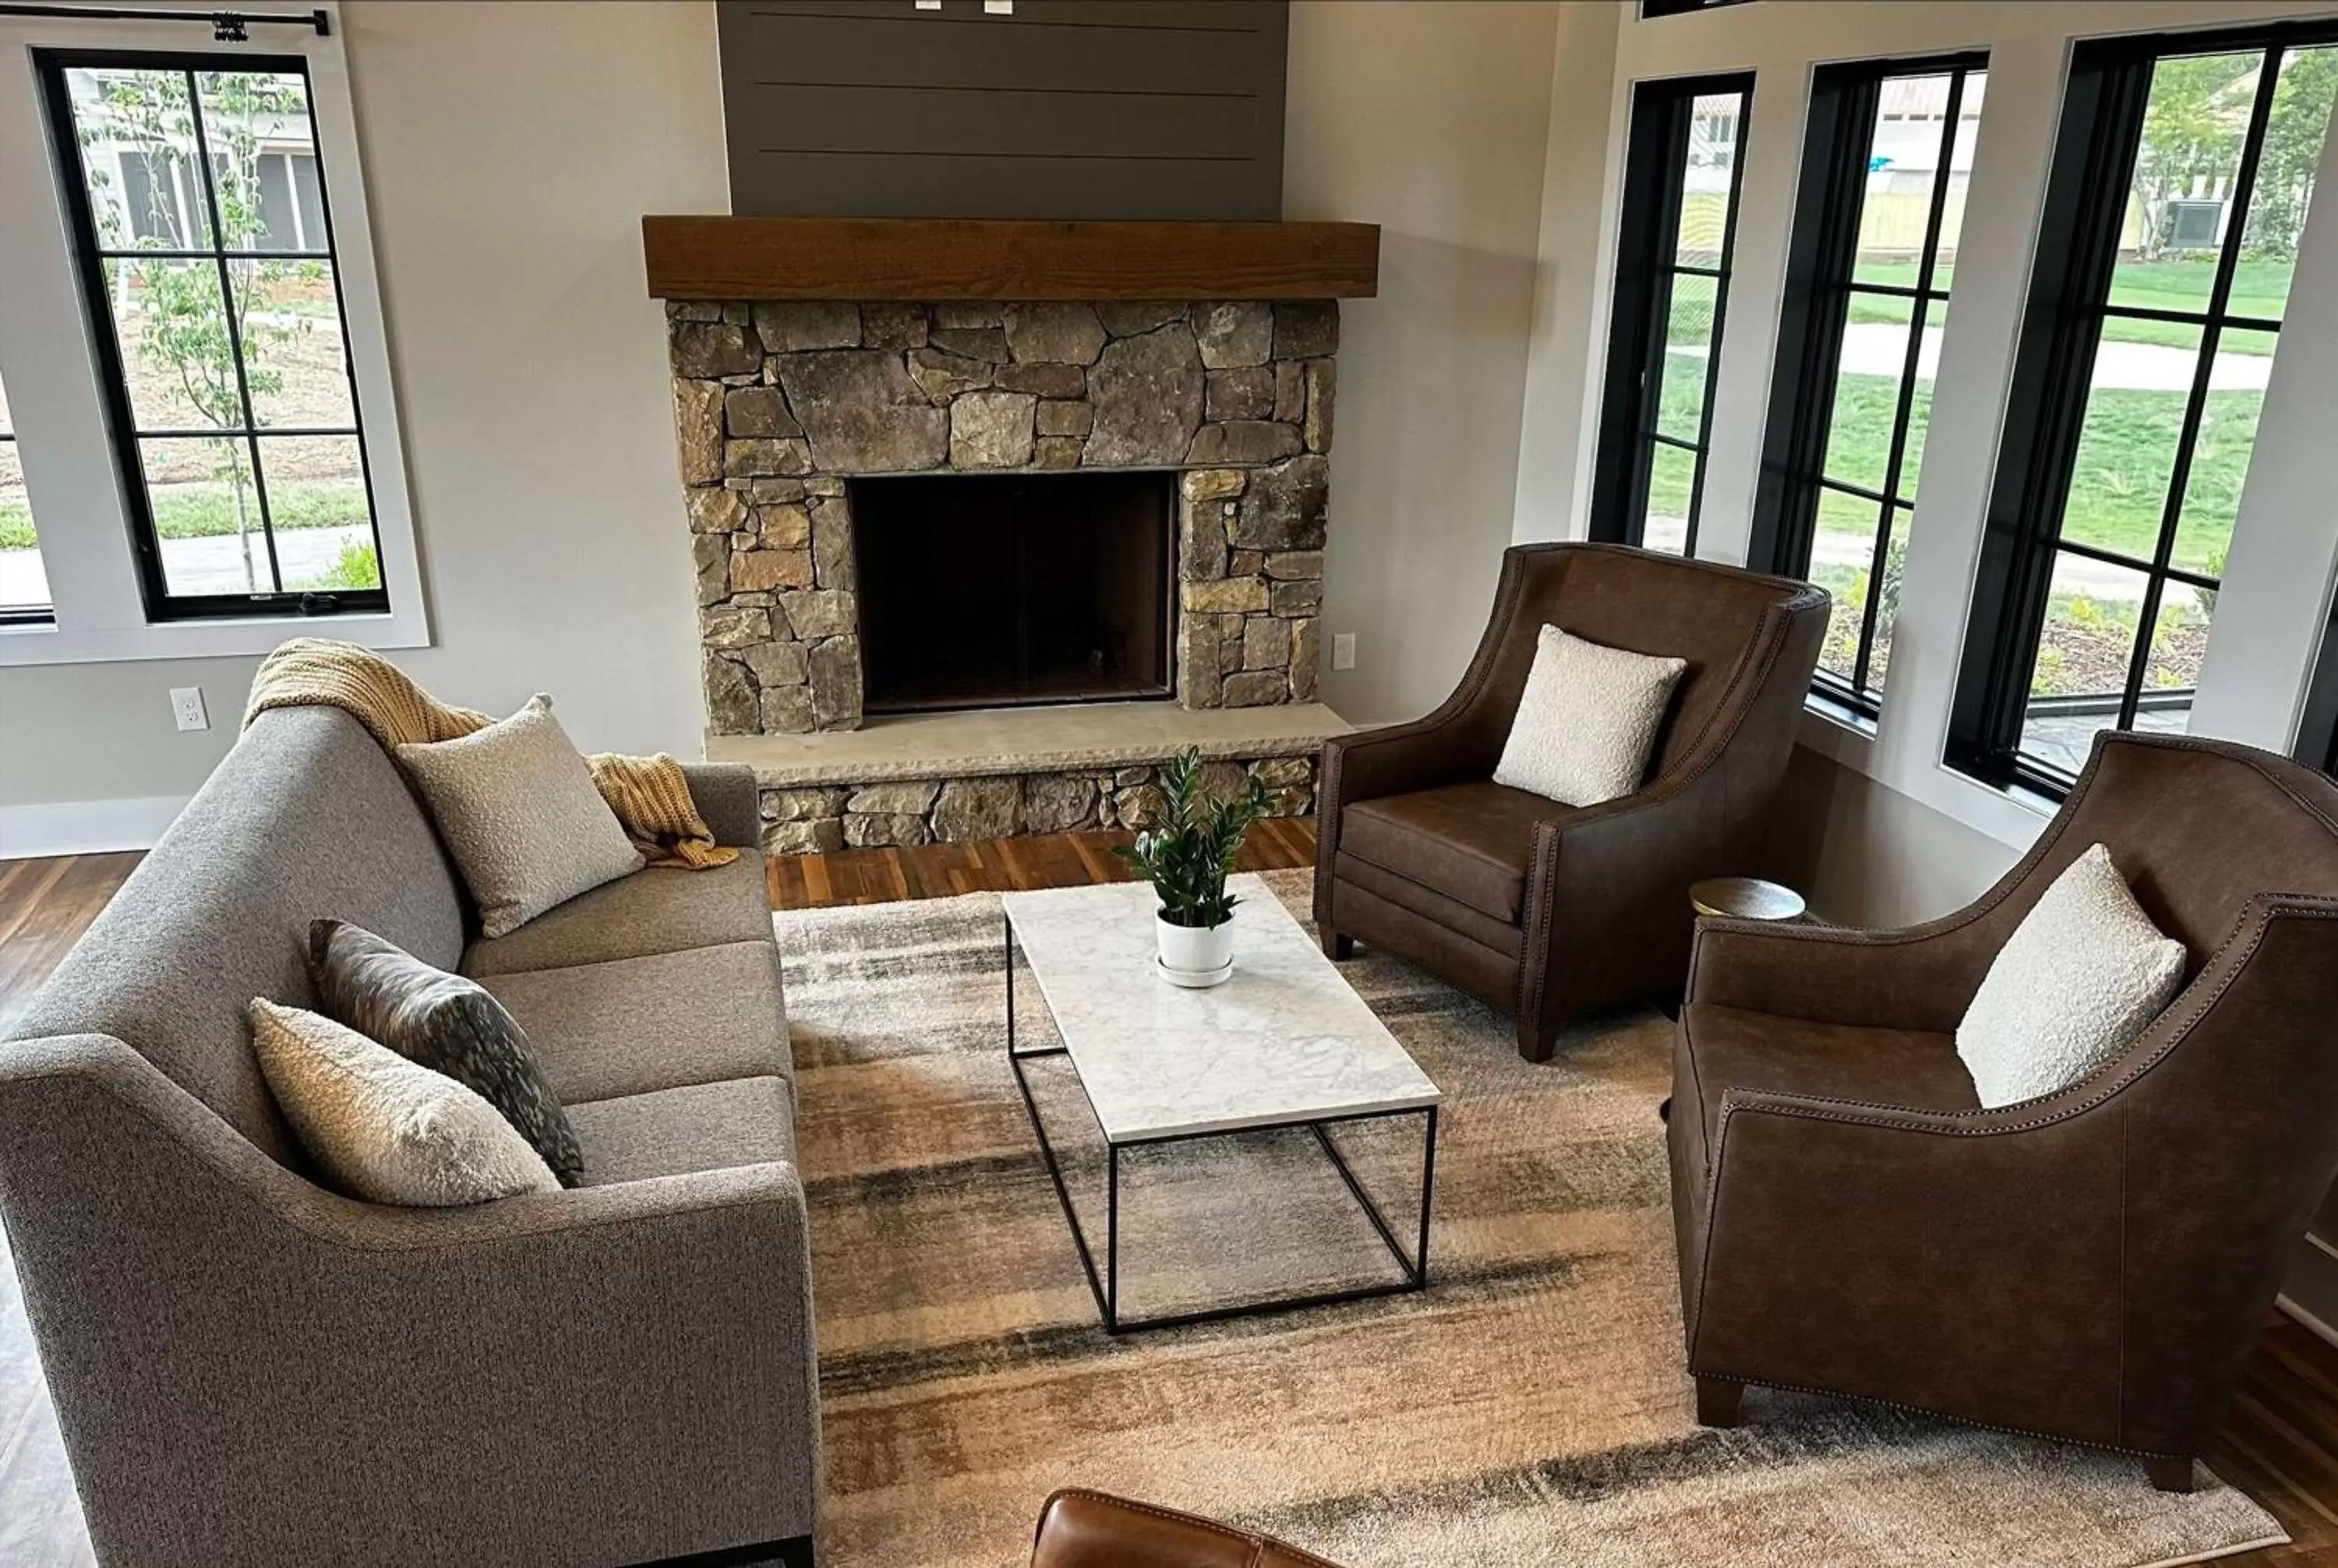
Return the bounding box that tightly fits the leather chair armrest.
[679,761,761,848]
[1684,915,2003,1034]
[1032,1489,1342,1568]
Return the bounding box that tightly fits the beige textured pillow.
[1957,843,2188,1109]
[395,694,641,938]
[1492,625,1688,807]
[250,998,560,1205]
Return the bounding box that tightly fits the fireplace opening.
[850,470,1177,715]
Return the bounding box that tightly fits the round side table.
[1688,876,1807,923]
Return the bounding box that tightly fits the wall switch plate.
[1332,633,1358,671]
[170,686,209,732]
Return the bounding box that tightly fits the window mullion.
[179,65,284,595]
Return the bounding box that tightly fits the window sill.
[0,604,427,667]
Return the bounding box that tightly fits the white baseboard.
[0,795,189,859]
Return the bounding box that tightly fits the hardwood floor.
[5,828,2338,1564]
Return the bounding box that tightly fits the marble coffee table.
[1001,873,1443,1333]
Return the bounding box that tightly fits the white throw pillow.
[395,694,642,938]
[250,999,561,1205]
[1492,625,1688,807]
[1956,843,2188,1109]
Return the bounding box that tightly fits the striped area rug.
[777,870,2283,1568]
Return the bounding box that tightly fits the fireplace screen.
[850,470,1176,714]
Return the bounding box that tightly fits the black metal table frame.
[1003,913,1439,1334]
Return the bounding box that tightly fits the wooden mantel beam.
[641,217,1379,302]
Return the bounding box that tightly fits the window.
[39,51,385,620]
[0,362,48,620]
[1750,54,1988,719]
[1949,22,2338,795]
[1588,72,1753,556]
[1641,0,1758,18]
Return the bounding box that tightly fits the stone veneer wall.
[666,298,1338,736]
[759,754,1316,854]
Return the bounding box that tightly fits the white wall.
[1,0,1560,843]
[0,1,722,848]
[1286,1,1560,728]
[1513,0,2338,921]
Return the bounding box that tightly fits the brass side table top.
[1689,876,1807,922]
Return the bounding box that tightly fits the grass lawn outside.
[1849,257,2293,351]
[0,478,368,552]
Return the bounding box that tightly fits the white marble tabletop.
[1002,874,1443,1142]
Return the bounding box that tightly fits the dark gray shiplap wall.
[715,0,1288,220]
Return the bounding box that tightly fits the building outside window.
[1949,25,2338,793]
[1750,55,1988,719]
[1588,72,1753,556]
[31,53,384,620]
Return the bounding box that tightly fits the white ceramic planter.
[1156,913,1235,988]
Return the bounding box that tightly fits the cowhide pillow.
[307,919,583,1187]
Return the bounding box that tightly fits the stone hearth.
[666,298,1340,738]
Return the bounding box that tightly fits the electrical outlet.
[1332,633,1358,671]
[170,686,209,732]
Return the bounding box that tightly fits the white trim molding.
[0,793,186,858]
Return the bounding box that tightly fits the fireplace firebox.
[850,470,1177,715]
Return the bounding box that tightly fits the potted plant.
[1116,747,1274,987]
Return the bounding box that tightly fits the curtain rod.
[0,5,329,40]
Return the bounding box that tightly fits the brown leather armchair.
[1671,732,2338,1491]
[1032,1489,1341,1567]
[1314,542,1828,1061]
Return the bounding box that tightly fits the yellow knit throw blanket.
[245,638,738,871]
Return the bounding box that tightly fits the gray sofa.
[0,705,818,1568]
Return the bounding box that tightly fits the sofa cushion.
[1338,781,1563,923]
[566,1077,796,1188]
[478,941,790,1104]
[249,999,560,1205]
[461,852,771,977]
[309,919,582,1186]
[1676,1002,1979,1175]
[394,694,645,938]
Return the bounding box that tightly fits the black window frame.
[1588,70,1754,556]
[1749,50,1987,722]
[36,47,387,623]
[1947,17,2338,799]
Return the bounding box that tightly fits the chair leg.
[2146,1455,2195,1494]
[1516,1013,1559,1064]
[1321,928,1354,960]
[1696,1376,1744,1429]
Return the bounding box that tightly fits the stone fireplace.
[667,297,1338,738]
[641,215,1377,852]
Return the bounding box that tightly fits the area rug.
[778,870,2285,1568]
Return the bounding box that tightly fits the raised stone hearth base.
[712,698,1347,855]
